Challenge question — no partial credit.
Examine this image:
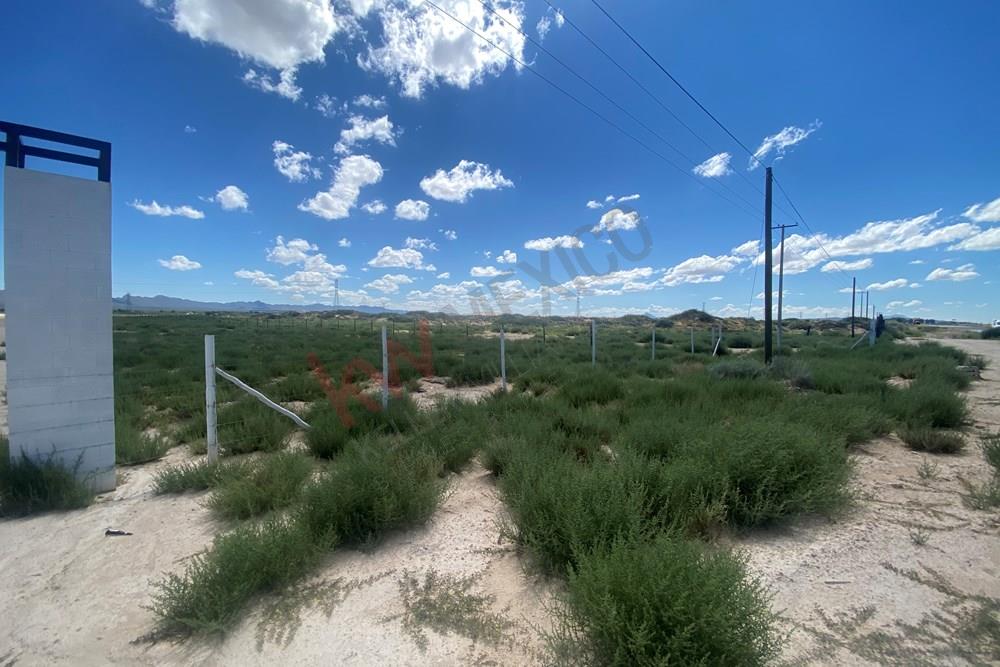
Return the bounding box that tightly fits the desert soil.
[738,337,1000,665]
[1,335,998,665]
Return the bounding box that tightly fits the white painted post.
[651,325,656,361]
[591,320,597,367]
[500,325,507,391]
[381,325,389,410]
[204,334,218,463]
[690,328,695,354]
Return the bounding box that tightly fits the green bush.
[889,379,967,428]
[208,452,313,520]
[296,437,443,547]
[305,396,422,459]
[153,459,252,494]
[982,327,1000,340]
[708,359,765,380]
[446,361,496,387]
[768,357,815,390]
[561,536,777,666]
[217,398,295,455]
[898,426,965,454]
[982,433,1000,474]
[151,518,319,634]
[559,368,624,407]
[496,447,657,573]
[0,439,93,516]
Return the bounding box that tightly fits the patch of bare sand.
[738,337,1000,665]
[409,376,505,411]
[0,454,556,665]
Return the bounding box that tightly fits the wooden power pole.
[763,167,774,364]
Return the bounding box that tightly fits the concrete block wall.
[3,166,115,492]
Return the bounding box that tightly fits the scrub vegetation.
[101,312,983,662]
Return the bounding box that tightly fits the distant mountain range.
[111,293,400,314]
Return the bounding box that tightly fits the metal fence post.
[381,325,389,410]
[204,334,218,463]
[690,328,695,354]
[591,320,596,367]
[500,325,507,391]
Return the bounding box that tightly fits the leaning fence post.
[204,334,218,463]
[591,320,597,367]
[651,325,656,361]
[500,325,507,391]
[381,325,389,410]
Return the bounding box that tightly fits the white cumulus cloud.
[470,265,512,278]
[496,249,517,264]
[395,199,430,221]
[821,258,873,272]
[693,152,733,178]
[926,263,979,282]
[158,254,202,271]
[749,120,821,170]
[130,200,205,219]
[362,199,387,214]
[367,246,436,271]
[592,208,640,232]
[963,195,1000,223]
[300,155,383,220]
[949,227,1000,251]
[360,0,525,98]
[272,140,321,182]
[334,114,397,154]
[419,160,513,203]
[524,235,584,251]
[365,273,414,293]
[211,185,249,211]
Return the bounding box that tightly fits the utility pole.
[851,277,857,337]
[866,291,871,322]
[774,222,798,351]
[763,167,774,364]
[334,278,340,309]
[859,289,865,326]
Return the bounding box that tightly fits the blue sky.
[2,0,998,321]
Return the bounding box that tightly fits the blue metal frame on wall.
[0,121,111,182]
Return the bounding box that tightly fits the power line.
[587,0,761,164]
[420,0,765,221]
[469,0,765,215]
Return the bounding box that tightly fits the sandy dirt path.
[739,338,1000,665]
[0,455,555,666]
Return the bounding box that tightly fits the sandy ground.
[739,337,1000,665]
[0,450,556,666]
[409,376,505,411]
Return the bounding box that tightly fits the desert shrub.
[0,439,93,516]
[708,359,765,380]
[726,333,757,349]
[116,418,170,465]
[150,518,318,634]
[416,400,486,473]
[446,361,496,387]
[768,357,815,390]
[982,433,1000,474]
[296,437,443,547]
[982,327,1000,340]
[208,452,313,520]
[649,416,851,530]
[217,398,295,455]
[304,404,350,459]
[898,426,965,454]
[559,368,624,407]
[514,366,565,396]
[561,536,777,666]
[888,378,967,428]
[496,447,657,573]
[153,458,252,494]
[785,394,891,446]
[305,396,422,459]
